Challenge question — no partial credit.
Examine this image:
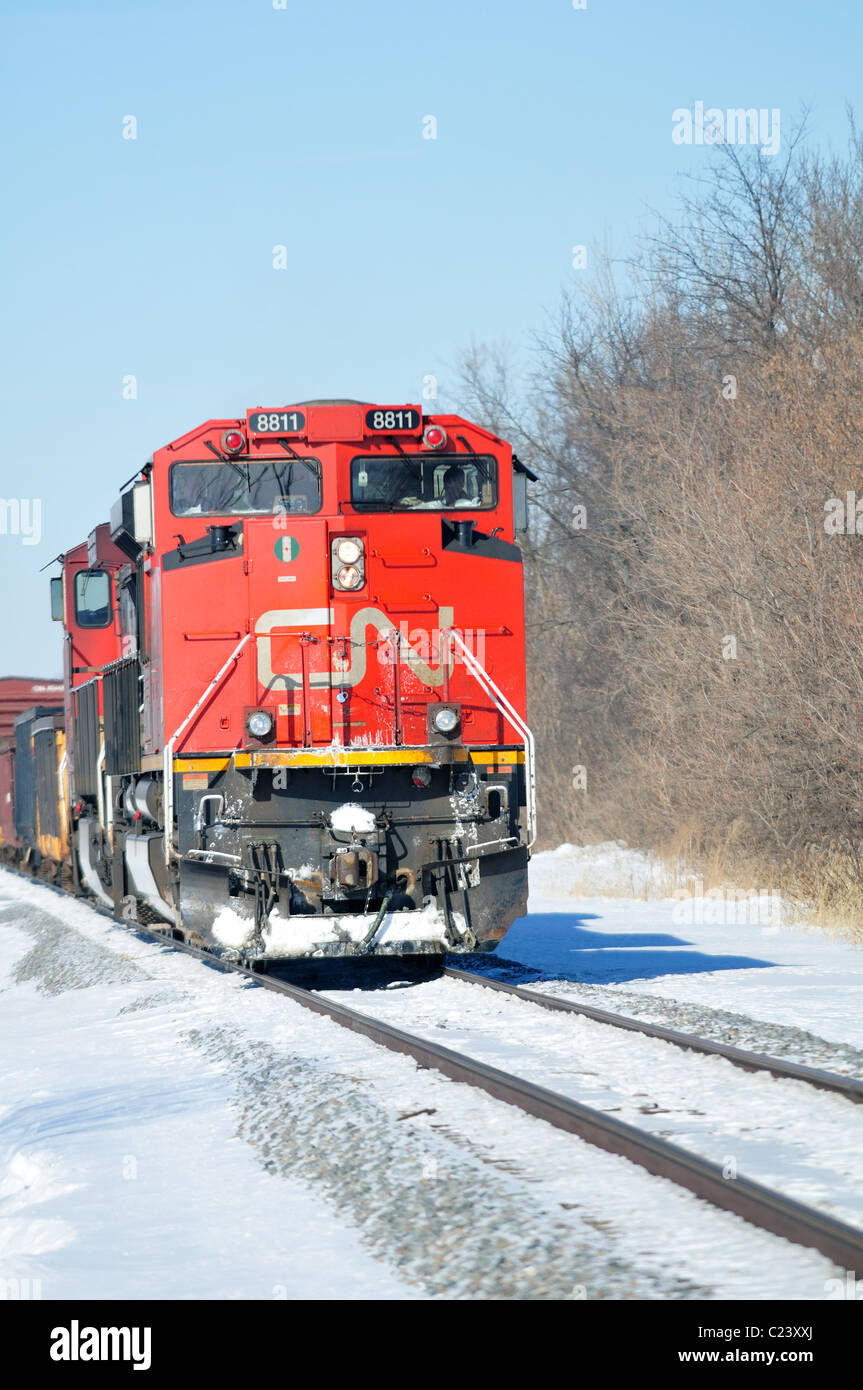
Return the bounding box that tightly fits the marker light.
[411,765,432,788]
[222,430,245,455]
[337,565,362,590]
[247,710,273,738]
[423,424,447,449]
[432,707,459,734]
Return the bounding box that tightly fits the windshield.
[170,458,322,517]
[350,453,497,511]
[74,570,112,629]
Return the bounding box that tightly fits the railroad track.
[4,871,863,1277]
[445,965,863,1104]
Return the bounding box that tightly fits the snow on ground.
[530,842,672,899]
[1,851,862,1300]
[0,906,415,1302]
[510,844,863,1050]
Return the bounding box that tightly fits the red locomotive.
[1,401,536,961]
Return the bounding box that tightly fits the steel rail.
[444,966,863,1104]
[4,871,862,1275]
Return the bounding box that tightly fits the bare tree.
[459,124,863,919]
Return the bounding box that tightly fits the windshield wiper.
[203,439,250,492]
[273,461,294,499]
[276,438,317,478]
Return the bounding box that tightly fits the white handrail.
[162,632,252,866]
[95,738,107,841]
[446,629,537,850]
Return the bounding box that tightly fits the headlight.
[331,536,365,591]
[432,707,459,734]
[336,537,363,564]
[247,710,273,738]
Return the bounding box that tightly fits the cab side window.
[74,570,113,629]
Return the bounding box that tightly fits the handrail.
[445,629,537,850]
[57,748,68,837]
[95,738,107,845]
[162,632,252,866]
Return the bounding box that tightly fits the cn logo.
[255,605,456,690]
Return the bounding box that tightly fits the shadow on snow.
[480,910,778,986]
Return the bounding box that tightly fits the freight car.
[0,677,66,878]
[3,400,536,962]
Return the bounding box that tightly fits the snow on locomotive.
[2,401,536,960]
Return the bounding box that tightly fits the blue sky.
[1,0,859,672]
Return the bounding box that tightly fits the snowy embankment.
[517,843,863,1051]
[2,846,862,1300]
